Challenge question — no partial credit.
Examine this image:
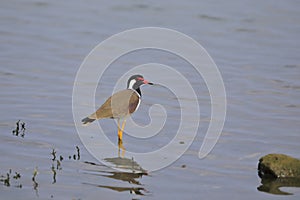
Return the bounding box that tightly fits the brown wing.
[89,89,139,119]
[128,93,140,114]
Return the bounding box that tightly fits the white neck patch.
[128,79,136,90]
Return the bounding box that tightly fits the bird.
[82,74,153,143]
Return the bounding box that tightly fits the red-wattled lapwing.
[82,74,153,143]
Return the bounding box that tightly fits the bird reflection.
[95,170,147,185]
[118,140,126,158]
[85,183,147,195]
[83,165,148,196]
[83,144,149,196]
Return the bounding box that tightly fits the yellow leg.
[118,119,127,142]
[117,119,126,157]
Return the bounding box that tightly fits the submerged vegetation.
[0,169,22,188]
[12,120,26,137]
[0,146,82,196]
[3,121,83,195]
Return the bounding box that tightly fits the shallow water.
[1,0,300,199]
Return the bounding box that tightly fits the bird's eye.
[137,77,144,81]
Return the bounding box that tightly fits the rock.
[258,154,300,179]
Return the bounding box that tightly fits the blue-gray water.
[1,0,299,199]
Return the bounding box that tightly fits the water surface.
[1,0,300,199]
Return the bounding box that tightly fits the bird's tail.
[81,117,95,126]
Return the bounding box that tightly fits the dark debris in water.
[51,164,57,184]
[76,145,80,160]
[51,149,57,161]
[49,146,81,183]
[6,120,85,197]
[12,120,26,138]
[0,169,22,188]
[32,167,39,193]
[0,167,39,194]
[0,143,83,197]
[68,146,81,160]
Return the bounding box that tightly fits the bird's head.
[127,74,153,90]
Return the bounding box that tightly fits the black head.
[127,75,153,95]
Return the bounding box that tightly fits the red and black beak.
[137,77,154,85]
[143,79,154,85]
